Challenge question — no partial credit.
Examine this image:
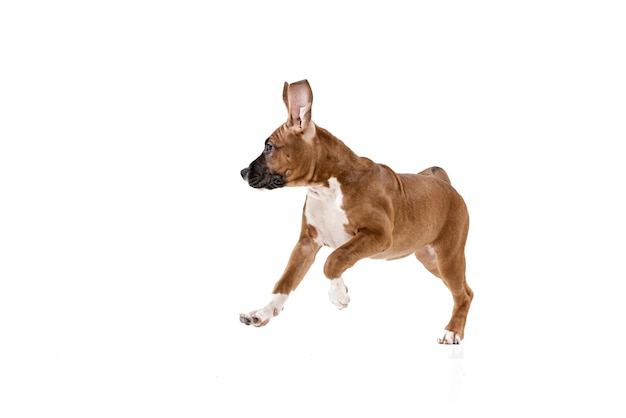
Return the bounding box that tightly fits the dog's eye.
[264,142,275,154]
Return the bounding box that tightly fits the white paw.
[328,278,350,309]
[438,330,461,345]
[240,294,288,327]
[239,307,274,327]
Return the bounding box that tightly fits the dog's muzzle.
[241,164,285,190]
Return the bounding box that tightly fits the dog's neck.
[309,125,370,187]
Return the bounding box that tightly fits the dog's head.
[241,80,318,189]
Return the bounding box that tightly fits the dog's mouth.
[241,167,285,190]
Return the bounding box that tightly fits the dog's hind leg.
[437,251,473,344]
[415,244,473,344]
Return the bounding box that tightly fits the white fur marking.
[269,293,288,310]
[438,330,461,345]
[305,177,351,248]
[247,293,288,326]
[328,277,350,309]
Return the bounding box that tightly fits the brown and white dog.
[240,80,473,344]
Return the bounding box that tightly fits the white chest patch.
[304,177,352,248]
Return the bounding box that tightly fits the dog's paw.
[239,294,288,327]
[239,310,273,327]
[328,278,350,310]
[438,330,461,345]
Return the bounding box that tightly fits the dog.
[240,80,473,344]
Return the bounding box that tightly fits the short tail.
[418,166,451,184]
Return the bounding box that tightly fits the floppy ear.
[282,80,312,130]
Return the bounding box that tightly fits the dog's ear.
[283,80,312,130]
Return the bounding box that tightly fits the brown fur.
[240,80,473,343]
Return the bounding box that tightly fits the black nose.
[241,167,250,180]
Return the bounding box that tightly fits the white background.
[1,1,625,416]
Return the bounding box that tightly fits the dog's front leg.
[324,228,392,309]
[240,231,321,327]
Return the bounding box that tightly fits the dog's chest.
[304,177,352,248]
